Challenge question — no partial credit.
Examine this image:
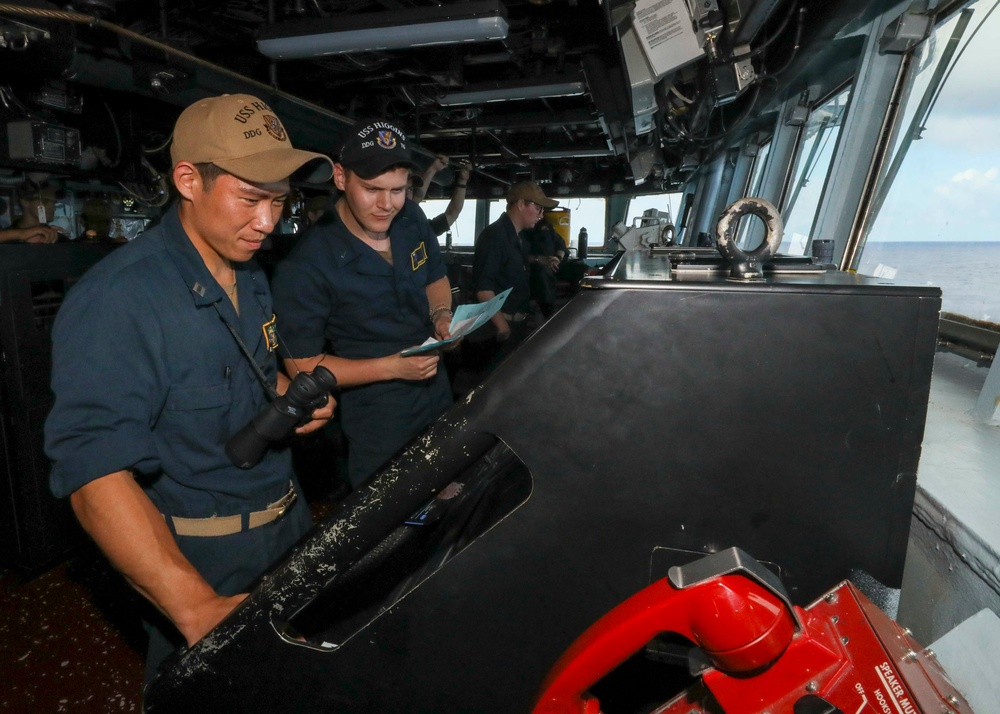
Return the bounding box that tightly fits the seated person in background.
[522,219,567,319]
[79,196,123,242]
[410,154,471,238]
[0,183,65,244]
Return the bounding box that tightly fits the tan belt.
[502,311,528,323]
[166,484,298,537]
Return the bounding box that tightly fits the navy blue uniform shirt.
[45,205,299,519]
[272,200,447,359]
[472,212,531,314]
[271,200,452,486]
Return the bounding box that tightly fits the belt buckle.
[274,487,297,517]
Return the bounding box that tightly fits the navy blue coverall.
[271,200,453,488]
[44,205,312,682]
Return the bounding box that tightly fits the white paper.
[632,0,704,78]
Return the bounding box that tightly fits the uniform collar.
[324,208,404,275]
[161,204,268,309]
[499,212,522,240]
[324,212,364,269]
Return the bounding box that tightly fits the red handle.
[532,574,796,714]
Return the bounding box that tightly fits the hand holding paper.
[401,288,512,357]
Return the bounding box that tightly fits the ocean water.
[856,241,1000,323]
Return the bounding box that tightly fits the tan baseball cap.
[507,181,558,208]
[170,94,334,184]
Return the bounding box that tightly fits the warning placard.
[632,0,704,78]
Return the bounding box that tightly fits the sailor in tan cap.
[471,180,559,361]
[45,94,336,688]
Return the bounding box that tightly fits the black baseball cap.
[338,119,418,179]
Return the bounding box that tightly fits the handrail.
[937,312,999,364]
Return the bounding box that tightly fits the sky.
[867,0,1000,242]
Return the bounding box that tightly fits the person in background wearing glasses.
[470,181,559,366]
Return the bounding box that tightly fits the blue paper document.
[401,288,512,356]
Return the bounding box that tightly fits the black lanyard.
[213,301,280,400]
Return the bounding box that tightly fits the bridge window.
[781,85,852,255]
[737,139,772,248]
[420,198,478,247]
[558,198,607,252]
[626,194,681,227]
[486,197,608,255]
[857,2,1000,324]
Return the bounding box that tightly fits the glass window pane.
[488,199,505,225]
[616,193,681,248]
[558,198,607,249]
[626,194,681,226]
[781,86,852,255]
[737,140,773,248]
[483,197,607,253]
[859,3,1000,323]
[419,199,478,247]
[747,140,771,198]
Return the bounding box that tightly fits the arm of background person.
[70,471,245,646]
[528,253,562,272]
[472,230,511,340]
[0,225,62,243]
[441,163,470,227]
[412,155,448,203]
[279,275,452,384]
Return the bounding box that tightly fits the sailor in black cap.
[272,118,455,488]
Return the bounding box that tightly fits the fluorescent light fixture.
[258,1,508,59]
[526,148,614,159]
[438,76,586,106]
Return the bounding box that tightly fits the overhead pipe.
[0,3,353,125]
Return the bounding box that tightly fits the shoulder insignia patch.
[410,241,428,271]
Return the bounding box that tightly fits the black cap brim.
[347,156,419,180]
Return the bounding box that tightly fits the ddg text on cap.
[171,94,333,184]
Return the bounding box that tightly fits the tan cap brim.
[214,147,334,184]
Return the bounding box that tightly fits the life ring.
[660,223,676,246]
[715,198,783,281]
